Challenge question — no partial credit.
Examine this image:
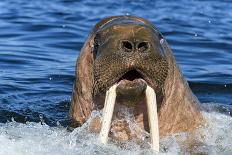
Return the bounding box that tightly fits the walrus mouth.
[115,69,150,106]
[119,69,144,81]
[118,69,152,85]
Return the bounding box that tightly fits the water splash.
[0,106,231,155]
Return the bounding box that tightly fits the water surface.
[0,0,231,154]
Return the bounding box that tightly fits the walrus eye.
[158,33,164,44]
[137,41,150,52]
[120,40,133,52]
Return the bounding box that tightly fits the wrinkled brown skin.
[70,16,204,138]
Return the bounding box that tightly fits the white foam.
[0,106,231,155]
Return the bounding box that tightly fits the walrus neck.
[158,53,203,137]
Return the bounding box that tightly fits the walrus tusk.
[99,84,117,144]
[99,84,159,153]
[146,85,159,153]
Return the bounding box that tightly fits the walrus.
[70,15,204,147]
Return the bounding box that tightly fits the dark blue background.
[0,0,231,126]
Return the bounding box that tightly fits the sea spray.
[0,105,231,154]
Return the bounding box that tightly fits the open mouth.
[119,69,144,82]
[116,69,147,99]
[116,69,149,99]
[117,69,152,88]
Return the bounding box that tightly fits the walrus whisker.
[146,85,159,153]
[99,84,117,144]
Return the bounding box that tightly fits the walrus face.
[71,16,203,144]
[93,24,169,107]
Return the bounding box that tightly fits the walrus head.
[92,20,168,108]
[70,16,203,138]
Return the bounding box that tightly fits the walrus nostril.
[137,41,149,52]
[120,40,133,52]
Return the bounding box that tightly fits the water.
[0,0,231,154]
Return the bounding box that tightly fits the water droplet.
[39,114,45,125]
[56,121,61,126]
[11,117,15,122]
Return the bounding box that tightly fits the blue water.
[0,0,232,154]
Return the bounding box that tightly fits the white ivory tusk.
[99,84,159,153]
[146,85,159,153]
[99,84,117,144]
